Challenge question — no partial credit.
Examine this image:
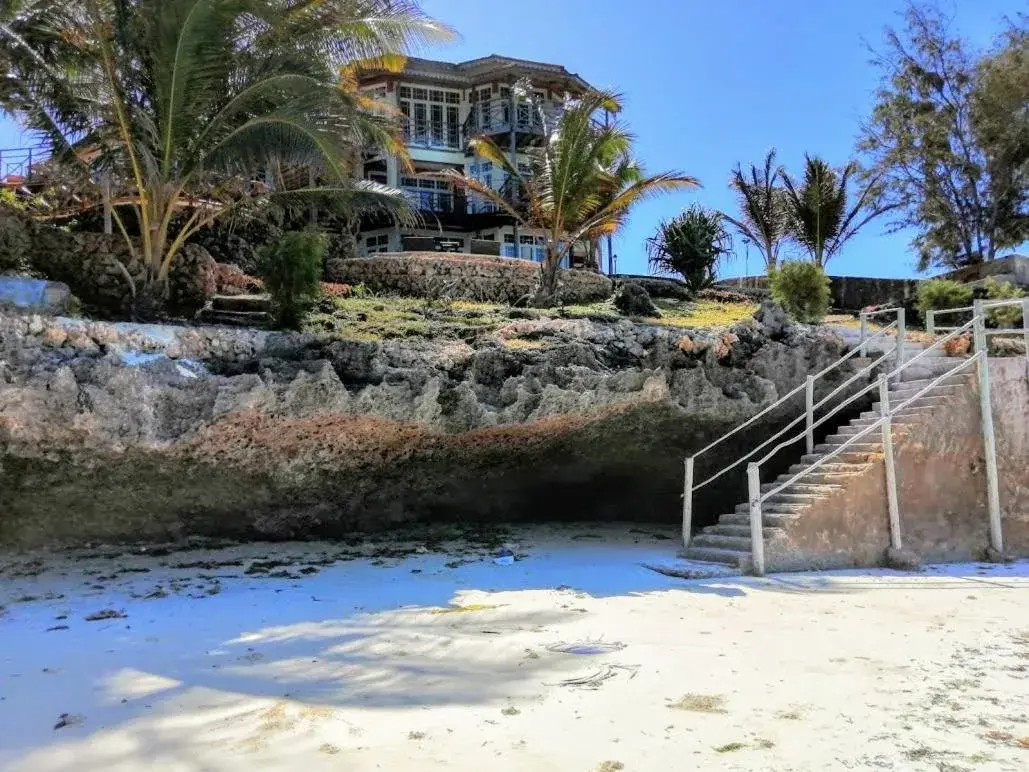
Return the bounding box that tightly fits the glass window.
[399,84,462,148]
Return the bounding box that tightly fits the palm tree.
[647,204,732,295]
[0,0,453,301]
[441,89,698,305]
[723,149,790,271]
[780,155,895,267]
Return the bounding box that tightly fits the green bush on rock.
[769,261,831,323]
[916,279,973,318]
[259,231,326,329]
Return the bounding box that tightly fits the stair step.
[211,294,272,313]
[760,482,843,493]
[800,450,877,464]
[692,533,755,552]
[706,524,787,539]
[720,512,798,528]
[859,406,933,420]
[815,441,881,454]
[197,309,272,328]
[735,501,809,515]
[681,546,752,569]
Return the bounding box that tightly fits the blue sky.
[1,0,1022,278]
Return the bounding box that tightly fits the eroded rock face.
[0,309,851,547]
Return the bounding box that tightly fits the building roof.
[363,54,593,93]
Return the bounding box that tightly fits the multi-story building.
[356,55,597,267]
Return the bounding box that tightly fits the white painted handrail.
[680,318,901,549]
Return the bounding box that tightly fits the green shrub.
[916,279,973,317]
[259,231,326,329]
[768,261,831,323]
[982,277,1024,329]
[0,205,33,275]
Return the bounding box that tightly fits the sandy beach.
[1,524,1027,771]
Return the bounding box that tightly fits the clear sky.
[0,0,1022,278]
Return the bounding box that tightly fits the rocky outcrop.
[0,307,855,548]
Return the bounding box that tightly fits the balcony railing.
[464,98,563,138]
[401,187,463,214]
[402,119,462,151]
[0,145,48,185]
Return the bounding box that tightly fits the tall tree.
[858,3,1028,270]
[780,155,894,268]
[723,149,790,272]
[0,0,452,299]
[646,204,732,295]
[442,89,698,306]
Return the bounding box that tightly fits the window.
[399,83,462,149]
[399,176,452,212]
[365,234,390,254]
[365,169,387,185]
[362,85,387,101]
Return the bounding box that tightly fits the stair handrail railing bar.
[744,311,988,575]
[681,315,901,548]
[749,347,900,470]
[754,317,976,494]
[858,306,904,357]
[757,353,982,506]
[691,342,899,493]
[688,320,899,464]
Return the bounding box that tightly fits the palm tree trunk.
[533,246,562,307]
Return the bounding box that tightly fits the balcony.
[402,119,462,152]
[464,98,563,139]
[401,187,463,214]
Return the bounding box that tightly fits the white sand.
[1,524,1028,771]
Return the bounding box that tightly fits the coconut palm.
[647,205,732,295]
[780,154,895,267]
[441,89,698,305]
[723,149,790,271]
[0,0,453,300]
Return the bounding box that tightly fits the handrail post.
[859,312,868,357]
[805,375,815,455]
[682,457,694,551]
[926,309,935,338]
[747,463,765,576]
[973,305,1003,554]
[895,308,906,378]
[1022,298,1029,373]
[879,374,902,550]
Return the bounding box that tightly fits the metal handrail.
[691,323,900,493]
[752,319,975,470]
[759,354,982,504]
[688,321,898,464]
[680,313,903,550]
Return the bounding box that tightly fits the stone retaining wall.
[325,252,613,305]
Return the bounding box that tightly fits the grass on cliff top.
[301,293,757,343]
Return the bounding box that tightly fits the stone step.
[786,462,866,476]
[211,294,272,313]
[760,482,843,494]
[681,546,752,569]
[859,406,933,421]
[735,501,810,515]
[705,524,788,539]
[815,440,882,454]
[845,414,931,430]
[691,533,755,552]
[197,309,272,328]
[720,512,798,529]
[800,450,877,465]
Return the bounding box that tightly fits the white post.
[895,308,906,375]
[973,302,1003,554]
[805,375,815,456]
[926,309,935,338]
[747,463,766,577]
[682,457,694,551]
[879,374,902,550]
[102,173,113,236]
[1022,298,1029,373]
[859,313,868,357]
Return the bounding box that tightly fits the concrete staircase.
[683,341,971,572]
[197,294,273,328]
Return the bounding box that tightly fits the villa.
[356,55,600,268]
